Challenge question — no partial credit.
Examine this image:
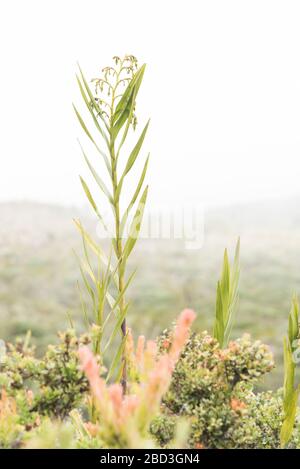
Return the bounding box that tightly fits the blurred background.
[1,0,300,389]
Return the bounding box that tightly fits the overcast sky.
[0,0,299,210]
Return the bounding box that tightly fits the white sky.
[0,0,300,210]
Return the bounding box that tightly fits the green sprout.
[280,295,300,448]
[213,238,240,348]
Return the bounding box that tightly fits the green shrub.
[0,330,90,419]
[150,330,299,448]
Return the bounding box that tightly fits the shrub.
[0,330,90,419]
[151,331,289,448]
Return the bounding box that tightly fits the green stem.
[110,64,127,394]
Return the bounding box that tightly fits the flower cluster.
[91,54,139,126]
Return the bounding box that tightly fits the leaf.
[106,334,127,383]
[112,64,146,141]
[112,270,136,313]
[124,120,150,175]
[104,303,130,354]
[76,78,111,175]
[116,121,150,201]
[120,154,149,235]
[280,385,300,448]
[113,64,145,125]
[79,176,108,232]
[77,64,110,133]
[122,186,148,264]
[283,337,295,412]
[76,252,95,300]
[288,295,299,347]
[79,145,113,204]
[221,249,230,319]
[117,66,146,148]
[76,75,109,146]
[213,239,240,347]
[213,281,224,347]
[281,295,300,448]
[112,108,130,141]
[73,105,109,167]
[73,219,107,264]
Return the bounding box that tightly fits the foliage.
[0,390,24,448]
[0,330,90,419]
[280,296,300,447]
[76,309,195,448]
[74,55,150,392]
[213,238,240,348]
[0,56,300,450]
[0,300,299,449]
[26,419,76,449]
[151,330,292,448]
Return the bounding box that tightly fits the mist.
[0,0,300,211]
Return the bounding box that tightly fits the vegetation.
[281,296,300,447]
[213,239,240,348]
[0,56,299,448]
[0,298,299,449]
[74,55,149,393]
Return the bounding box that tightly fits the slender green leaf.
[113,64,145,125]
[120,154,149,235]
[112,65,146,142]
[77,64,110,133]
[79,145,113,204]
[106,334,127,382]
[124,120,150,175]
[79,176,108,232]
[213,239,240,348]
[281,386,300,448]
[74,105,110,170]
[104,303,129,354]
[117,66,145,148]
[122,186,148,263]
[76,75,109,145]
[213,282,224,346]
[116,121,150,201]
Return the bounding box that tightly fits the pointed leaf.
[79,176,108,232]
[77,64,110,133]
[120,154,149,235]
[106,334,127,382]
[116,121,150,201]
[122,186,148,263]
[80,146,113,204]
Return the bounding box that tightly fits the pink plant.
[169,309,196,365]
[78,309,196,446]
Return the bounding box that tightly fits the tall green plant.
[213,239,240,348]
[73,55,149,393]
[280,295,300,448]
